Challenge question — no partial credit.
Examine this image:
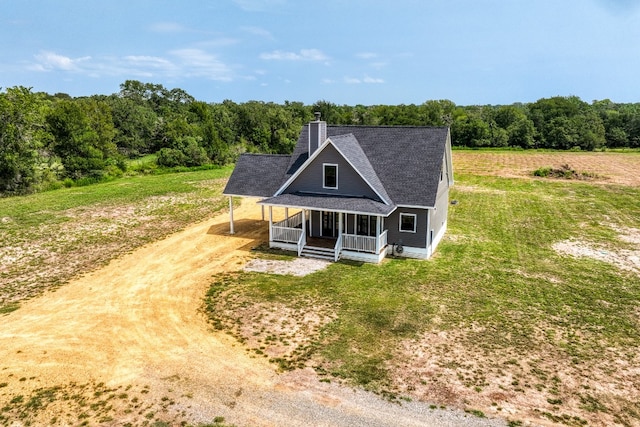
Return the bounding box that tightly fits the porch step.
[300,245,336,261]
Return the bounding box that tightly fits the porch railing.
[272,226,303,244]
[342,230,388,254]
[334,234,342,261]
[378,230,388,253]
[273,211,303,229]
[297,227,306,256]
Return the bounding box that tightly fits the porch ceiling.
[259,192,396,216]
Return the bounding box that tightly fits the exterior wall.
[385,207,428,249]
[285,144,380,201]
[429,182,449,254]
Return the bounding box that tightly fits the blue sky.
[2,0,640,105]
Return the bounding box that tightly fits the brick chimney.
[308,112,327,155]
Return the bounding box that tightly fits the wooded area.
[2,80,640,195]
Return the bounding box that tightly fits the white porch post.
[376,215,381,253]
[338,212,343,237]
[229,196,235,235]
[261,205,265,221]
[301,209,306,235]
[268,206,273,242]
[285,207,289,221]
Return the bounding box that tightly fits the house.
[223,114,454,263]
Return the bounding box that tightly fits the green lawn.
[206,173,640,426]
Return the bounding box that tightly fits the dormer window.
[323,163,338,189]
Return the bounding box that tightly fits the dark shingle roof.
[227,125,449,209]
[260,192,395,216]
[328,134,392,205]
[327,126,449,207]
[223,153,291,197]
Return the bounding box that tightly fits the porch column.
[268,206,273,242]
[229,196,235,235]
[338,212,343,238]
[301,209,306,237]
[261,205,265,221]
[285,207,289,221]
[376,215,381,254]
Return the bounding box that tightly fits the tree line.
[2,80,640,195]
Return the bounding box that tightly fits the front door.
[321,211,338,237]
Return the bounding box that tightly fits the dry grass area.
[452,150,640,186]
[0,178,228,307]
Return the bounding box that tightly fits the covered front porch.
[265,206,389,263]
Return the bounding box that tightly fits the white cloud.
[363,75,384,84]
[260,49,329,62]
[344,75,384,84]
[31,51,91,72]
[28,48,234,82]
[169,48,234,81]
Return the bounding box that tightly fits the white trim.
[259,202,393,218]
[445,128,454,186]
[399,212,417,233]
[431,219,447,252]
[323,163,338,189]
[397,204,434,210]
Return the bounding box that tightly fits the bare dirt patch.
[553,225,640,275]
[391,328,640,427]
[453,151,640,186]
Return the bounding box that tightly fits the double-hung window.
[323,164,338,189]
[399,213,417,233]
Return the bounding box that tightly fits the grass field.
[0,165,234,312]
[2,151,639,426]
[205,156,640,426]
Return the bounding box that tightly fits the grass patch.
[205,171,640,425]
[0,302,19,315]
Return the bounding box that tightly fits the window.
[399,213,417,233]
[323,164,338,189]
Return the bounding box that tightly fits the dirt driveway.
[0,200,504,426]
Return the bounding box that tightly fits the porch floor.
[305,236,337,249]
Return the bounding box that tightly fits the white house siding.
[429,186,449,255]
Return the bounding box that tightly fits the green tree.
[47,98,119,179]
[0,87,50,193]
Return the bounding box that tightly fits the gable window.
[323,163,338,189]
[399,213,417,233]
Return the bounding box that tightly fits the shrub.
[156,148,187,167]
